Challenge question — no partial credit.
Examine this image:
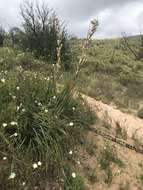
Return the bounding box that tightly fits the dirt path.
[83,95,143,141]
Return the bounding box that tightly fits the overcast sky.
[0,0,143,38]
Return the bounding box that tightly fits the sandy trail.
[83,95,143,141]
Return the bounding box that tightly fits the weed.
[63,166,85,190]
[85,141,97,156]
[99,144,124,185]
[88,168,98,184]
[115,124,127,140]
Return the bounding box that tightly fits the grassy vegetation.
[70,36,143,114]
[99,144,124,185]
[0,16,99,189]
[1,3,143,187]
[0,44,96,189]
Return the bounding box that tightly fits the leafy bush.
[9,1,72,70]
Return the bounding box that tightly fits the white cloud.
[0,0,143,38]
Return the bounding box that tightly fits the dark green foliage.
[0,26,5,46]
[15,1,72,70]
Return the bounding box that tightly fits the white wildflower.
[72,172,76,178]
[69,122,74,126]
[16,86,20,90]
[69,150,73,155]
[72,107,75,111]
[10,133,18,138]
[8,172,16,179]
[10,121,18,126]
[22,182,26,186]
[22,109,26,112]
[17,106,20,111]
[1,78,5,83]
[33,163,38,169]
[12,96,16,99]
[3,157,7,160]
[37,161,42,166]
[77,161,81,165]
[44,109,48,113]
[2,123,7,128]
[53,96,56,99]
[38,102,42,106]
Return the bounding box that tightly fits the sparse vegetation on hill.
[70,36,143,114]
[0,0,143,189]
[0,10,98,189]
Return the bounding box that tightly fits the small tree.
[121,32,143,60]
[0,26,5,46]
[20,0,71,69]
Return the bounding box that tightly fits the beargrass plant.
[0,19,98,189]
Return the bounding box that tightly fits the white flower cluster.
[32,161,42,169]
[10,121,18,126]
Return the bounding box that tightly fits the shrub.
[0,26,5,46]
[13,0,72,70]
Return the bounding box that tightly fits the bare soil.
[77,95,143,190]
[83,95,143,141]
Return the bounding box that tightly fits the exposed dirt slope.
[83,95,143,141]
[77,95,143,190]
[78,130,143,190]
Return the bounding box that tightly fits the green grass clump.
[63,166,85,190]
[0,64,95,189]
[88,168,98,184]
[99,144,124,185]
